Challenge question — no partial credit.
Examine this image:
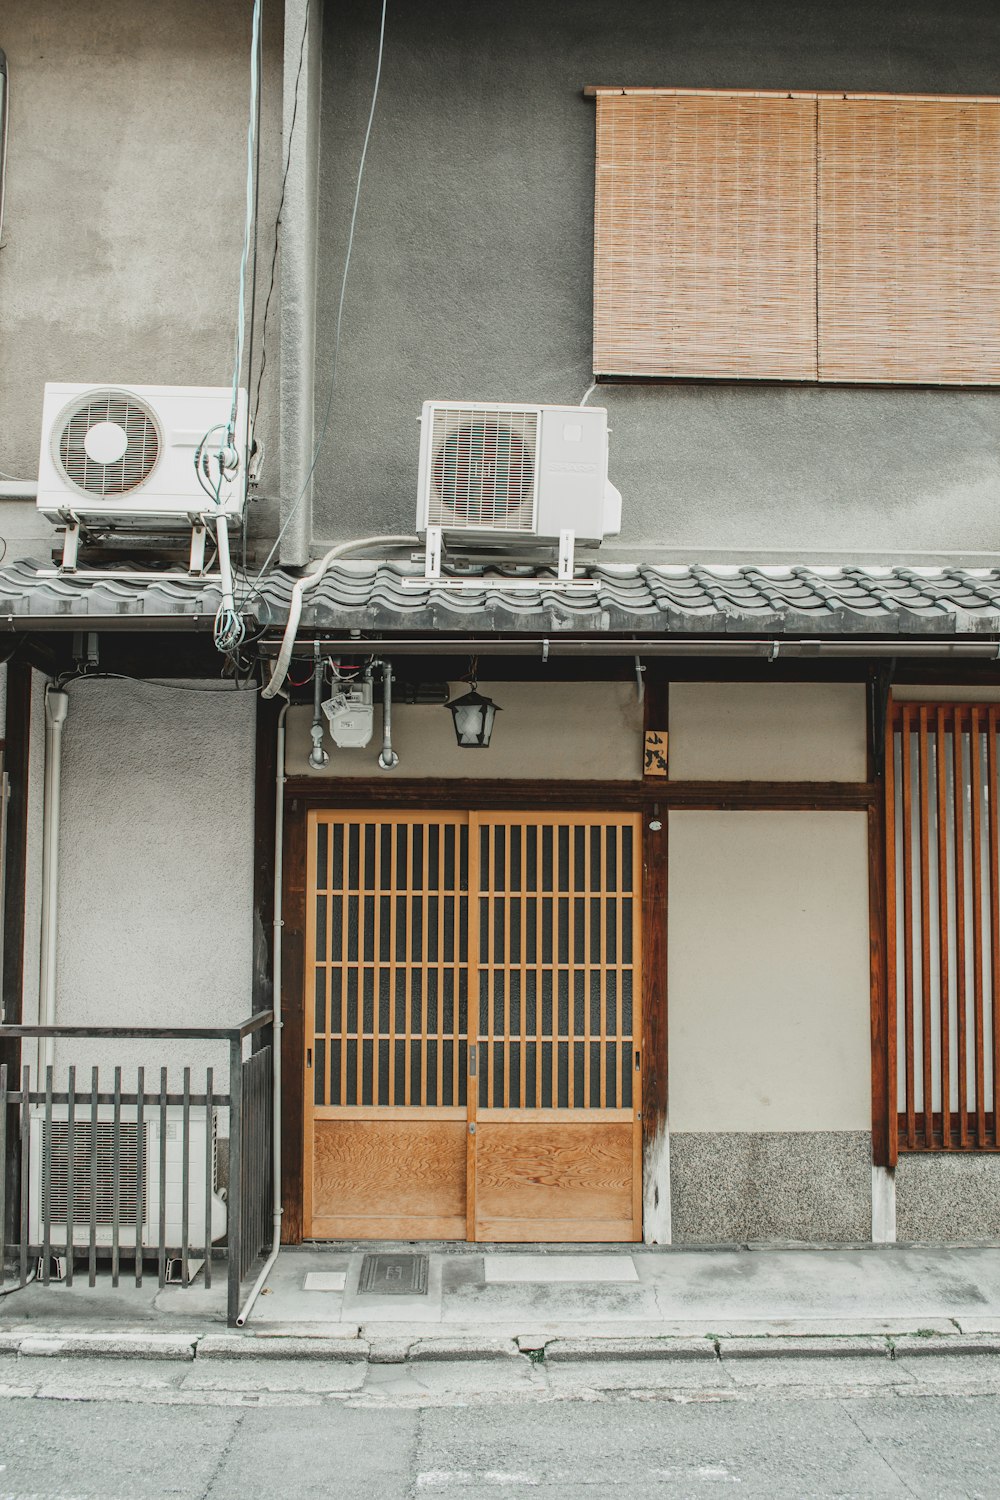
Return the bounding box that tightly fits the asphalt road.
[1,1354,1000,1498]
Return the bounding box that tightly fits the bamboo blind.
[888,703,1000,1153]
[593,92,818,379]
[593,89,1000,385]
[819,98,1000,384]
[476,815,641,1111]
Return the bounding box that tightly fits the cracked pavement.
[1,1352,1000,1497]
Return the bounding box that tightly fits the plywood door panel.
[474,1119,635,1241]
[310,1118,467,1239]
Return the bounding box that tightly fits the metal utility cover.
[359,1253,429,1296]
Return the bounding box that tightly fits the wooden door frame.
[279,772,876,1243]
[281,777,666,1243]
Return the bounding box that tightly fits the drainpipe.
[236,700,287,1326]
[38,686,69,1074]
[377,659,398,770]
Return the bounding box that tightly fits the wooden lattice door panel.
[471,814,643,1242]
[308,813,469,1109]
[304,809,644,1242]
[305,812,470,1239]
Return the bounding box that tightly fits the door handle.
[306,1048,313,1069]
[469,1045,477,1077]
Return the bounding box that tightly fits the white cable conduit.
[236,700,288,1327]
[38,686,68,1075]
[0,481,37,499]
[261,535,417,700]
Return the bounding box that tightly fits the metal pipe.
[261,535,417,699]
[377,659,398,769]
[38,686,69,1074]
[236,701,288,1327]
[307,644,328,768]
[260,635,1000,660]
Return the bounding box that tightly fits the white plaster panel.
[22,671,45,1034]
[48,680,256,1082]
[285,682,644,780]
[668,683,867,781]
[667,810,871,1132]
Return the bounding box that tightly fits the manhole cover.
[359,1253,429,1296]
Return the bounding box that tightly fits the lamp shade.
[445,687,499,748]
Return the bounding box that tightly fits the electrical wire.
[243,0,390,598]
[57,670,260,695]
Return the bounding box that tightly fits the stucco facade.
[2,0,1000,1274]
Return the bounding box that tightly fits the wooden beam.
[641,681,670,1242]
[868,672,892,1167]
[282,776,876,812]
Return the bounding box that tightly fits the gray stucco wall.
[37,679,257,1084]
[315,0,1000,565]
[0,0,285,561]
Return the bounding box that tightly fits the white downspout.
[236,700,287,1325]
[38,686,69,1075]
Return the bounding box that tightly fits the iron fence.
[0,1014,272,1325]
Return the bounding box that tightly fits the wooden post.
[641,676,670,1242]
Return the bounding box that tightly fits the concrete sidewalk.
[2,1243,1000,1358]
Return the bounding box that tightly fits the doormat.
[359,1252,429,1296]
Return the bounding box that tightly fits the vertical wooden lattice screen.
[593,89,1000,385]
[476,815,639,1111]
[310,814,470,1109]
[888,703,1000,1152]
[593,92,818,379]
[818,98,1000,384]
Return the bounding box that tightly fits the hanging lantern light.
[445,669,500,749]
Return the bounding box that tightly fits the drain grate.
[359,1253,429,1296]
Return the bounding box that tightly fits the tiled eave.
[2,559,1000,640]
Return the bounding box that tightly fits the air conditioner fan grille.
[429,408,536,532]
[40,1121,144,1228]
[56,391,160,498]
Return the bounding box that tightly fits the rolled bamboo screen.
[593,89,1000,385]
[593,92,818,379]
[818,98,1000,384]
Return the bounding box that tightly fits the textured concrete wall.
[285,681,643,778]
[314,0,1000,566]
[668,684,867,782]
[895,1157,1000,1242]
[0,0,285,561]
[40,680,257,1082]
[668,811,871,1133]
[670,1131,873,1244]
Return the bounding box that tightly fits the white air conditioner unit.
[36,383,249,526]
[416,401,622,549]
[28,1106,227,1252]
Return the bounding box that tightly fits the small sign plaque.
[644,729,668,777]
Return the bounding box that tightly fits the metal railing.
[0,1013,272,1325]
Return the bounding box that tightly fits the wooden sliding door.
[304,809,642,1242]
